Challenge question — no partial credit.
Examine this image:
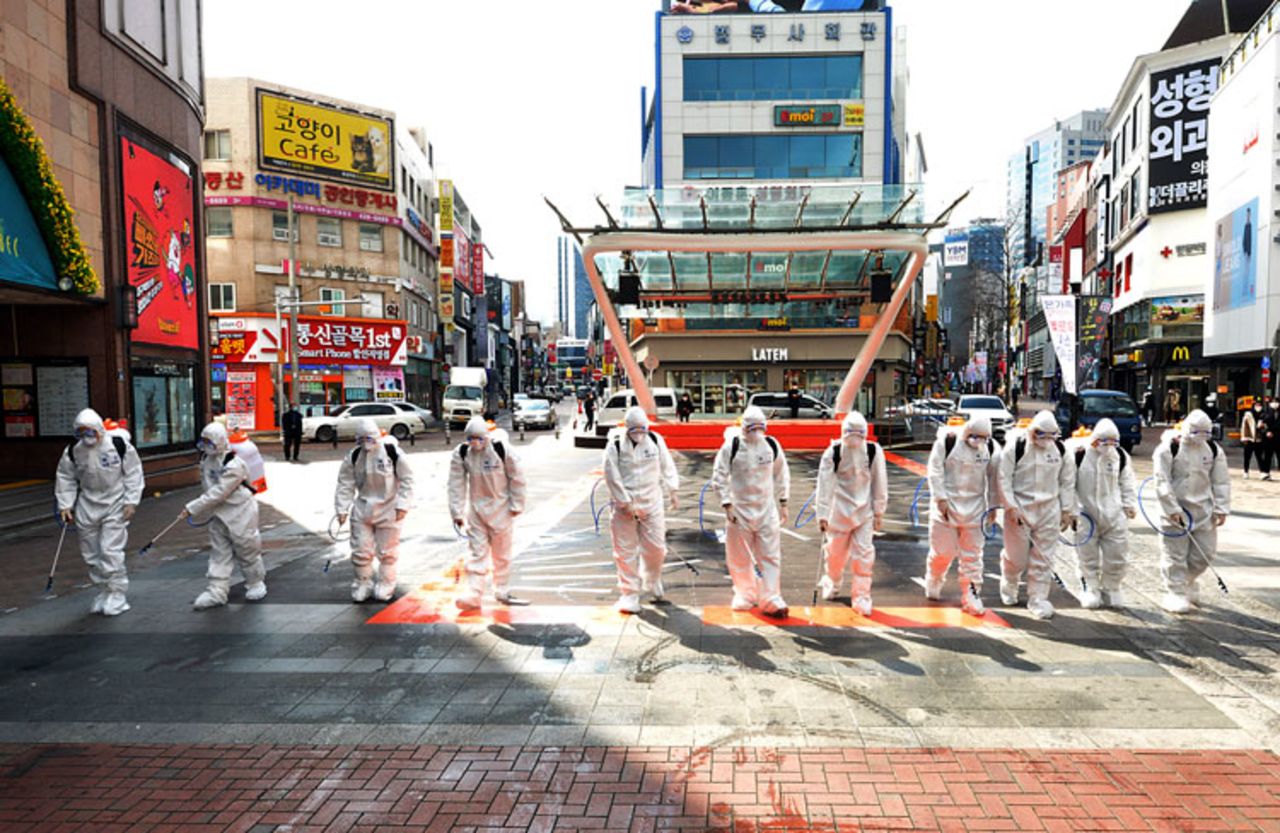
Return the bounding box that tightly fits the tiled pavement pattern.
[1,743,1279,832]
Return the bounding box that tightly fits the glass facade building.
[684,133,863,180]
[683,55,863,102]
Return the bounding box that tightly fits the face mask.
[844,430,866,444]
[359,436,380,450]
[1186,429,1211,443]
[197,438,216,454]
[467,437,487,451]
[1032,429,1057,447]
[627,428,648,442]
[745,423,766,436]
[76,429,99,446]
[966,434,989,449]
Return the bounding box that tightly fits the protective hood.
[353,418,380,442]
[962,414,992,440]
[841,411,867,444]
[742,406,767,429]
[465,416,489,439]
[1182,409,1213,443]
[200,421,230,454]
[1092,418,1120,443]
[624,406,649,431]
[1030,410,1058,436]
[73,408,105,436]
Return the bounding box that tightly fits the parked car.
[595,388,681,436]
[1055,390,1143,452]
[302,402,422,443]
[903,398,957,421]
[954,395,1015,441]
[514,392,529,403]
[514,398,556,429]
[746,391,834,420]
[392,401,434,429]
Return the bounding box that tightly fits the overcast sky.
[204,1,1190,324]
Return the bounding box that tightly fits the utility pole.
[287,195,300,411]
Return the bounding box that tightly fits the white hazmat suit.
[1152,409,1230,613]
[336,418,414,602]
[925,415,999,615]
[996,410,1075,619]
[603,407,680,613]
[184,422,266,609]
[711,406,790,615]
[448,417,527,609]
[54,408,144,616]
[815,412,887,615]
[1071,419,1137,609]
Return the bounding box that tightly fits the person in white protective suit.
[448,417,527,610]
[925,415,999,615]
[1152,409,1230,614]
[1070,419,1137,609]
[711,405,791,616]
[54,408,144,616]
[335,418,414,602]
[996,409,1075,619]
[603,407,680,614]
[180,422,267,609]
[815,412,887,615]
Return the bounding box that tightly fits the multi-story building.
[1005,111,1108,269]
[630,3,912,415]
[437,179,485,373]
[396,129,442,409]
[202,78,421,429]
[1101,1,1269,412]
[0,1,207,482]
[556,237,592,340]
[1205,1,1280,402]
[939,219,1006,379]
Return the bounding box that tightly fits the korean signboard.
[1147,59,1218,214]
[774,104,841,128]
[257,88,394,191]
[1077,296,1112,391]
[438,179,454,232]
[211,315,407,366]
[665,0,882,13]
[120,134,200,351]
[473,242,485,295]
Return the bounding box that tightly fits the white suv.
[955,395,1015,441]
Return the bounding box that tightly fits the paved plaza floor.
[1,418,1279,830]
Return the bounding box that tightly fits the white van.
[594,388,680,436]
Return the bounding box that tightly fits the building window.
[684,133,862,180]
[208,283,236,312]
[272,211,297,242]
[203,129,230,160]
[1124,253,1133,293]
[683,55,863,101]
[317,217,342,247]
[131,362,196,451]
[320,288,345,316]
[400,166,407,196]
[363,291,384,319]
[205,206,233,237]
[359,222,383,252]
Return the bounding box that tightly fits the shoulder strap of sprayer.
[1169,437,1218,462]
[459,440,505,463]
[221,450,256,495]
[65,435,128,464]
[730,435,779,464]
[1014,436,1065,466]
[831,441,877,472]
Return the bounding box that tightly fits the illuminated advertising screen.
[120,134,200,350]
[257,88,395,191]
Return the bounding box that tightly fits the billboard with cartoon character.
[120,134,200,351]
[257,88,395,191]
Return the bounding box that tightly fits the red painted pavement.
[1,744,1277,831]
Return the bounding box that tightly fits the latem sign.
[774,104,841,127]
[752,347,789,362]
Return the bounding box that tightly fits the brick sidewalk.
[2,744,1278,832]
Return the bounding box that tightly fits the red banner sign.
[211,315,407,366]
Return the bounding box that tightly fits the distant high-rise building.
[556,236,592,339]
[1005,110,1108,268]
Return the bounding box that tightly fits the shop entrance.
[668,369,765,416]
[1163,374,1210,423]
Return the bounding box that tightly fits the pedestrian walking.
[54,408,144,616]
[711,406,790,616]
[583,391,596,432]
[602,407,679,613]
[677,392,694,423]
[335,418,414,603]
[449,417,527,609]
[1141,389,1155,427]
[1267,400,1280,481]
[282,403,303,462]
[815,412,887,615]
[1241,402,1265,479]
